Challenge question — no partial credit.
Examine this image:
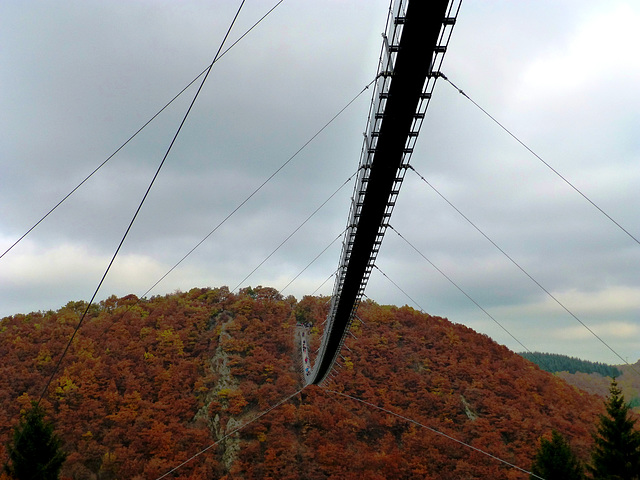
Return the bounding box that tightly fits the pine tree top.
[588,379,640,480]
[5,402,67,480]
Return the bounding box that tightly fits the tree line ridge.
[518,351,622,377]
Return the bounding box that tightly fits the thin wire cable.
[372,264,426,313]
[139,76,378,300]
[231,170,358,293]
[36,2,247,404]
[0,0,285,261]
[154,385,306,479]
[409,166,640,375]
[387,225,553,371]
[312,268,339,296]
[280,228,346,294]
[322,388,545,480]
[58,73,373,390]
[439,72,640,248]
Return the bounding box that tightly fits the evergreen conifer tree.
[530,430,584,480]
[4,402,67,480]
[588,379,640,480]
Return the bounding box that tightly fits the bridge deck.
[308,0,460,385]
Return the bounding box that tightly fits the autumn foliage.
[0,287,605,479]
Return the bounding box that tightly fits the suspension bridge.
[307,0,461,385]
[3,0,639,477]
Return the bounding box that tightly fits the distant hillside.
[0,287,605,479]
[518,351,622,377]
[518,352,640,413]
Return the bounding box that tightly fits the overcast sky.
[1,0,639,364]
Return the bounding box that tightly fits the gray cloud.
[1,0,639,364]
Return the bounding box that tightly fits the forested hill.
[518,352,622,377]
[1,287,604,479]
[518,352,640,413]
